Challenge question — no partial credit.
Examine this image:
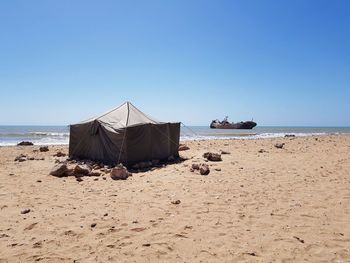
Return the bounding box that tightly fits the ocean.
[0,125,349,146]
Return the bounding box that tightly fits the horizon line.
[1,124,350,128]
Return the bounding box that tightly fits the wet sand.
[0,135,350,262]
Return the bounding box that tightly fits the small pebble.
[21,209,31,214]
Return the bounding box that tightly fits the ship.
[210,116,257,129]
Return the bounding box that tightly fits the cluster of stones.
[14,154,44,162]
[190,151,228,176]
[191,163,210,175]
[48,143,189,181]
[49,161,131,180]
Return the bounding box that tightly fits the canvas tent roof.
[78,101,160,130]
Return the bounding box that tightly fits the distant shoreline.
[1,125,350,146]
[1,125,350,128]
[1,133,349,147]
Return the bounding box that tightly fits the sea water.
[0,126,70,146]
[0,125,349,146]
[180,126,350,140]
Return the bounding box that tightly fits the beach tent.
[69,102,180,165]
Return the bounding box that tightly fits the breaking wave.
[0,132,69,137]
[180,132,330,141]
[0,130,69,146]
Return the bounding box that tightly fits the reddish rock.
[64,169,75,176]
[110,165,130,180]
[54,151,66,157]
[191,163,200,170]
[89,171,101,177]
[39,146,49,152]
[17,157,27,162]
[203,152,222,162]
[92,164,100,170]
[171,200,181,205]
[199,164,210,175]
[178,144,190,151]
[14,154,27,162]
[274,143,285,149]
[74,164,92,175]
[21,209,31,214]
[50,163,68,177]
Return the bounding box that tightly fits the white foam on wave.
[32,137,69,145]
[0,131,343,146]
[0,137,69,146]
[0,130,70,146]
[250,132,328,139]
[29,132,69,137]
[180,132,330,141]
[0,132,69,137]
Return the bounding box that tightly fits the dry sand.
[0,135,350,262]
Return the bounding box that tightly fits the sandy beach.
[1,135,350,262]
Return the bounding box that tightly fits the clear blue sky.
[0,0,349,126]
